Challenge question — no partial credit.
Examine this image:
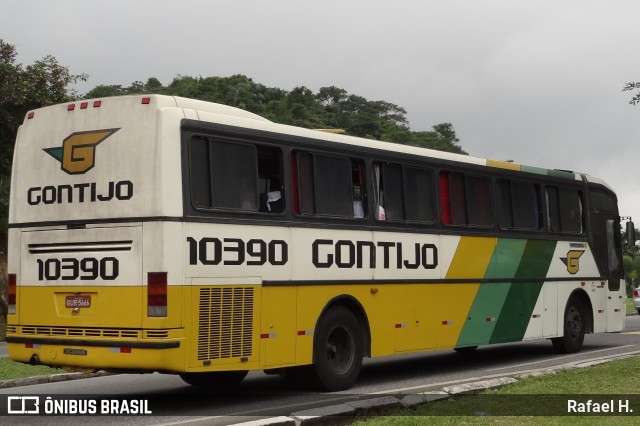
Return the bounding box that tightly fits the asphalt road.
[2,316,640,425]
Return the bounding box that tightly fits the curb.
[0,371,113,389]
[0,341,113,389]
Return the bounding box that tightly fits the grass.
[626,297,637,315]
[0,357,62,381]
[354,355,640,425]
[0,313,5,342]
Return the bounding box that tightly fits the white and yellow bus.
[6,95,626,391]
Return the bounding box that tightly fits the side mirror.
[627,221,636,248]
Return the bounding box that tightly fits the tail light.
[8,274,16,314]
[147,272,167,317]
[634,289,639,298]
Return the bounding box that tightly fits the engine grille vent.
[197,287,254,361]
[17,326,141,338]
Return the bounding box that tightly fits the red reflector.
[141,97,151,104]
[25,343,34,349]
[120,347,132,354]
[261,333,270,339]
[27,112,35,119]
[80,102,88,109]
[93,100,102,108]
[67,104,75,111]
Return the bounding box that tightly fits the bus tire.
[308,306,363,391]
[552,299,586,354]
[179,370,248,388]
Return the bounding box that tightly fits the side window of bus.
[546,186,583,233]
[440,171,493,227]
[257,146,285,213]
[497,179,541,230]
[188,136,283,213]
[373,163,435,223]
[293,151,365,218]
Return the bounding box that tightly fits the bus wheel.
[179,370,248,388]
[552,300,585,354]
[308,306,363,391]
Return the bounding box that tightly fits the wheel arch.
[566,288,594,334]
[314,294,372,358]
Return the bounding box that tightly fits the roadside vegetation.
[0,357,61,380]
[355,355,640,425]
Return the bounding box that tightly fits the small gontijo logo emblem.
[44,128,120,175]
[560,250,585,274]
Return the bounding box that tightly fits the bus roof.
[22,94,601,187]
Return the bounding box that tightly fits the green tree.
[623,81,640,105]
[81,73,467,153]
[0,39,86,235]
[623,225,640,297]
[409,123,467,154]
[84,77,164,98]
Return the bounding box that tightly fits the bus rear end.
[6,95,186,372]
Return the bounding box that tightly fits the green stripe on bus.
[520,165,548,176]
[546,169,576,179]
[489,239,557,344]
[455,239,526,347]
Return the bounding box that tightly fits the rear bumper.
[6,334,185,372]
[6,336,180,349]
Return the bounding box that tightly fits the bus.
[6,95,627,391]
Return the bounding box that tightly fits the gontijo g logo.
[44,128,120,175]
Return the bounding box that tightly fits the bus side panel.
[456,239,525,347]
[489,240,556,344]
[261,285,297,368]
[442,236,495,349]
[606,284,626,332]
[541,282,558,338]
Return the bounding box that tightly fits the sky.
[3,0,640,224]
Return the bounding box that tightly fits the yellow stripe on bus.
[438,237,497,348]
[486,159,520,171]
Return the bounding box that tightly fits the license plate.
[65,295,91,308]
[63,348,88,356]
